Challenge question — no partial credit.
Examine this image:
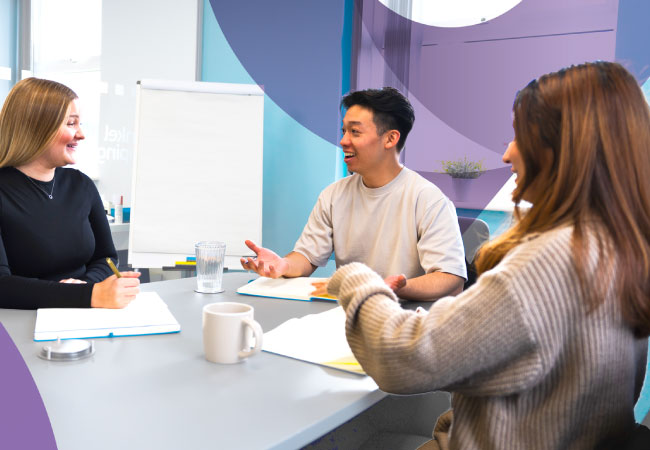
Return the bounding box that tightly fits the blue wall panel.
[201,1,339,257]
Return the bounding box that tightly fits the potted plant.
[440,157,485,202]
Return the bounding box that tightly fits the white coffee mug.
[202,302,263,364]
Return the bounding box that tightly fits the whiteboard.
[128,79,264,268]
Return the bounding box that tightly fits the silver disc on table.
[38,338,95,361]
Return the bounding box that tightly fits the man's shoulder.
[320,169,449,203]
[401,168,448,202]
[320,173,362,197]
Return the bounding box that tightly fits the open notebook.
[262,306,364,375]
[237,277,337,302]
[34,292,180,341]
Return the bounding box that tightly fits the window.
[379,0,522,28]
[30,0,102,178]
[24,0,199,204]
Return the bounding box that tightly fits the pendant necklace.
[24,174,56,199]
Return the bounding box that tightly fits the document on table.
[262,306,364,375]
[34,292,181,341]
[237,277,337,302]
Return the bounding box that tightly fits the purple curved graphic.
[354,0,620,207]
[208,0,645,210]
[0,323,57,450]
[208,0,344,145]
[357,0,619,154]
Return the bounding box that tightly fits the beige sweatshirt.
[327,226,647,450]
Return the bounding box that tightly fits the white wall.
[97,0,200,205]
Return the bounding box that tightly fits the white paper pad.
[262,306,364,375]
[34,292,181,341]
[237,277,337,302]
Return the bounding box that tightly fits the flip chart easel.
[129,79,264,268]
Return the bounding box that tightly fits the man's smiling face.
[339,105,390,178]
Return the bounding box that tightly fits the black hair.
[341,87,415,151]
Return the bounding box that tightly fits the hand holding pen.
[105,257,122,278]
[89,258,142,309]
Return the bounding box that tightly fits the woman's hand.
[90,272,141,309]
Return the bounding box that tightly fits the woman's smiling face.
[503,139,523,186]
[41,99,85,168]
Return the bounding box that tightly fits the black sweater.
[0,167,117,309]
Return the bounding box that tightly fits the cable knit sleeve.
[327,262,397,309]
[329,262,543,396]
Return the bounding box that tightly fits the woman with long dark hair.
[326,61,650,449]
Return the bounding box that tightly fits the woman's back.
[449,225,647,449]
[327,61,650,450]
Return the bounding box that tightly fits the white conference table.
[0,272,388,450]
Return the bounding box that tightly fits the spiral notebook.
[34,292,181,341]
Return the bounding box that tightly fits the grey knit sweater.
[327,226,648,450]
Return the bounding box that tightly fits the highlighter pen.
[106,258,122,278]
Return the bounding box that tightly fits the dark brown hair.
[476,61,650,337]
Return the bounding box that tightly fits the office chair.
[457,216,490,289]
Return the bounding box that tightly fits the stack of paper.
[237,277,337,302]
[262,306,364,375]
[34,292,181,341]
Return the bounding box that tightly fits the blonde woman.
[0,78,140,309]
[326,62,650,449]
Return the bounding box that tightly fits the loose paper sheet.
[262,306,364,375]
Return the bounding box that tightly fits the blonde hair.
[0,78,78,167]
[475,61,650,336]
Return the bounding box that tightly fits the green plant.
[440,156,485,179]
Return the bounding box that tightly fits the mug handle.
[239,318,263,360]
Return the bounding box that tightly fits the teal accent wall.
[201,2,339,260]
[0,0,16,102]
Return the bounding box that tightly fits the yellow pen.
[105,258,122,278]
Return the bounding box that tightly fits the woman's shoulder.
[520,225,574,247]
[57,167,94,185]
[497,226,575,277]
[56,168,99,200]
[0,167,23,193]
[0,166,18,179]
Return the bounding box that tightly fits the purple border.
[0,322,57,449]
